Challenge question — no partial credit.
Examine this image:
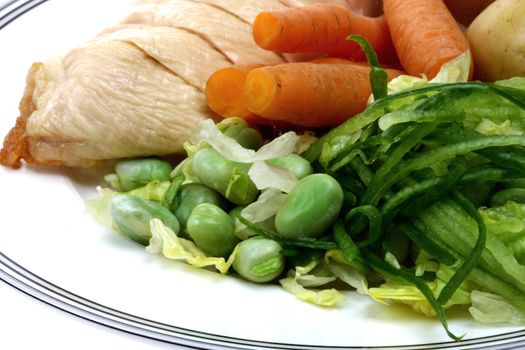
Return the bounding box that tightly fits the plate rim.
[1,1,525,349]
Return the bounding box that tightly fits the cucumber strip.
[362,135,525,207]
[333,220,366,271]
[234,213,337,250]
[343,205,382,247]
[401,157,467,217]
[346,34,387,100]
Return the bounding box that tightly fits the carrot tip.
[206,68,247,117]
[243,68,282,119]
[253,12,282,50]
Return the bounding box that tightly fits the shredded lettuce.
[295,131,318,154]
[85,186,118,228]
[475,119,523,136]
[85,180,171,230]
[386,51,471,96]
[325,260,369,296]
[469,290,525,324]
[237,188,287,229]
[279,260,345,307]
[481,201,525,263]
[368,275,471,317]
[279,277,345,307]
[367,51,472,110]
[127,180,171,202]
[248,160,298,193]
[189,119,299,163]
[146,219,236,274]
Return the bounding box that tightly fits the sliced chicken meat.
[191,0,287,24]
[122,0,285,64]
[2,25,227,167]
[101,24,232,92]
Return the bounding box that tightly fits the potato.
[467,0,525,81]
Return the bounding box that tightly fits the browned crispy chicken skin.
[0,0,352,168]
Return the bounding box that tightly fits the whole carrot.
[242,61,404,127]
[383,0,471,79]
[252,3,398,64]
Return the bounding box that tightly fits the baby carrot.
[242,61,404,127]
[252,3,398,64]
[205,64,293,127]
[383,0,471,79]
[205,59,355,121]
[205,64,265,119]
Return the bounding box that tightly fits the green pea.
[192,148,258,205]
[232,237,285,283]
[266,154,313,180]
[113,158,173,191]
[110,194,180,245]
[187,203,239,257]
[275,174,343,239]
[172,183,226,236]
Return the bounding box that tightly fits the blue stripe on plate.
[0,0,48,30]
[0,1,524,349]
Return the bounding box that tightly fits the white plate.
[0,1,524,349]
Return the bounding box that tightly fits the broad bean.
[266,154,313,180]
[114,158,173,191]
[192,148,258,205]
[222,121,264,150]
[232,237,285,283]
[187,203,239,257]
[172,183,226,235]
[275,174,343,239]
[110,194,180,245]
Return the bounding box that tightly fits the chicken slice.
[101,24,231,92]
[279,0,352,8]
[1,26,223,167]
[190,0,286,24]
[122,0,285,64]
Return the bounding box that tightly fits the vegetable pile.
[88,51,525,339]
[86,0,525,341]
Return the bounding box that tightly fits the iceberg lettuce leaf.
[85,186,118,229]
[127,180,171,202]
[146,219,236,274]
[189,119,299,163]
[248,160,298,193]
[279,260,345,307]
[469,290,525,324]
